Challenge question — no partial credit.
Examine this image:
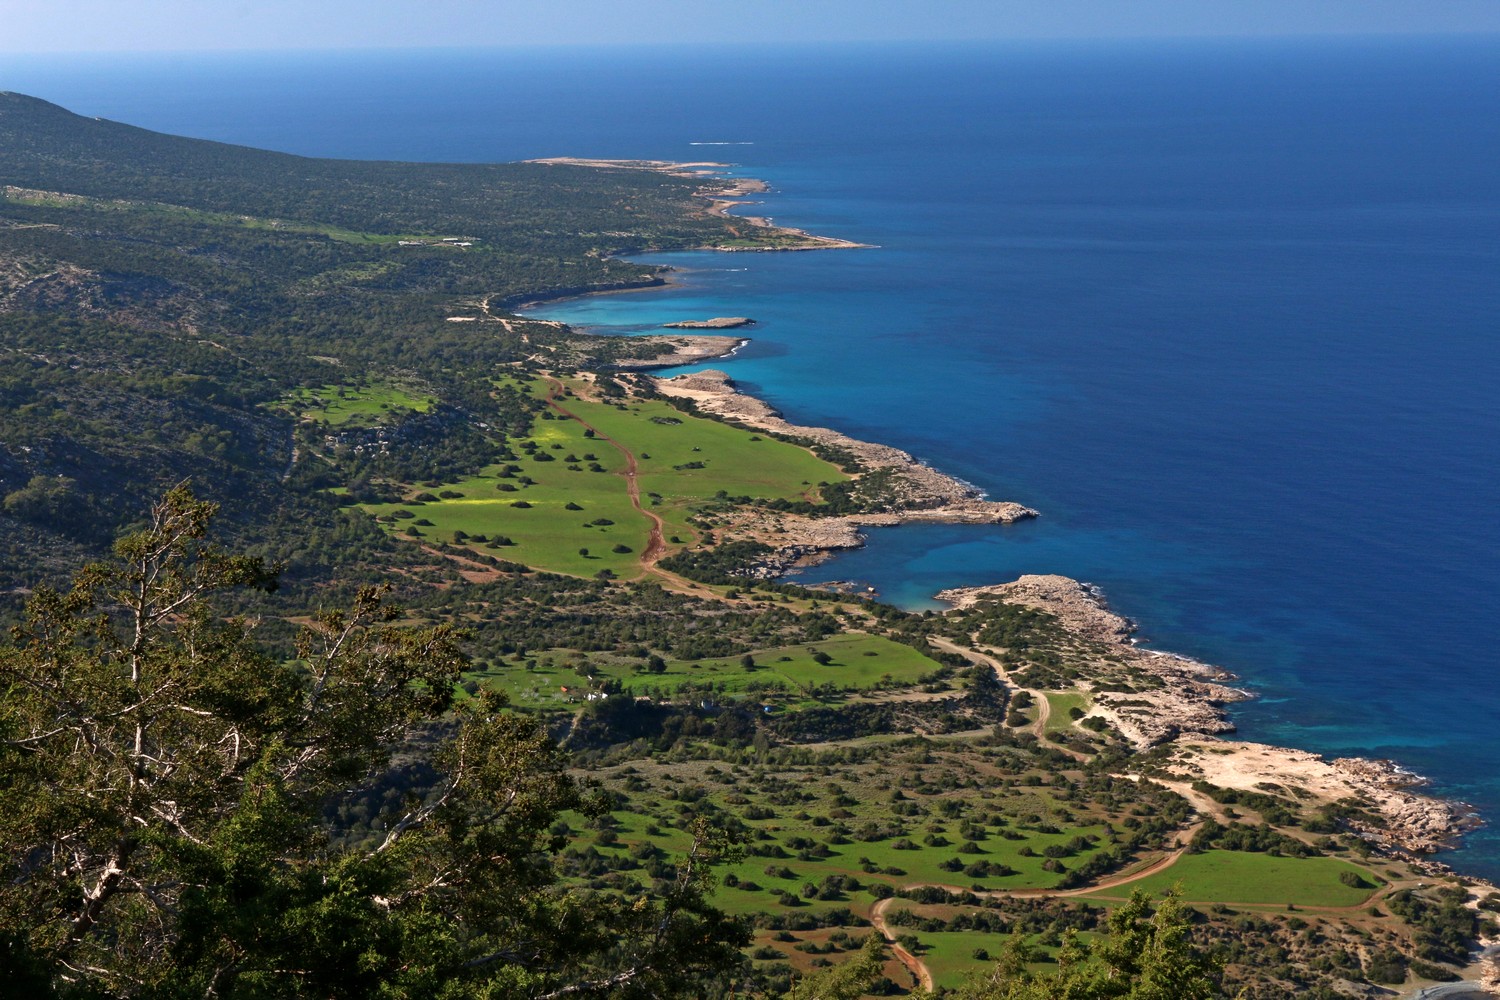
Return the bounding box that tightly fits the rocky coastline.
[937,574,1481,859]
[651,368,1036,573]
[939,574,1246,744]
[662,316,755,329]
[603,334,748,369]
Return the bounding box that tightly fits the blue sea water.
[4,38,1499,878]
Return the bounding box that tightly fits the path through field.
[540,376,712,596]
[870,897,934,993]
[928,637,1080,755]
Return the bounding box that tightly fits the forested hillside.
[0,91,741,590]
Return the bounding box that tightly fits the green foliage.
[1385,884,1481,966]
[1,474,97,536]
[0,490,747,997]
[0,93,785,591]
[952,890,1221,999]
[658,540,775,584]
[782,932,885,999]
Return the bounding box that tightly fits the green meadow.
[283,382,436,427]
[1091,850,1378,908]
[914,927,1101,989]
[1043,692,1090,734]
[468,633,950,710]
[361,377,849,579]
[555,390,846,505]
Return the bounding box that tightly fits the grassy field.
[544,743,1409,995]
[283,382,436,427]
[555,391,846,504]
[914,927,1100,991]
[547,746,1165,995]
[1092,850,1379,908]
[361,376,849,579]
[1043,692,1090,734]
[561,748,1147,913]
[469,633,951,710]
[616,635,947,700]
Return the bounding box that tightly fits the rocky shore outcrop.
[944,577,1479,856]
[1167,739,1481,856]
[938,574,1245,744]
[603,335,746,369]
[651,369,1036,567]
[655,369,1037,516]
[662,317,755,329]
[1480,953,1499,996]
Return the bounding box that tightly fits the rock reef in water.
[662,317,755,329]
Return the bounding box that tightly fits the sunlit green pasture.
[557,391,848,505]
[546,748,1214,991]
[284,382,435,427]
[1090,850,1378,908]
[1044,692,1090,734]
[366,459,649,581]
[914,926,1100,991]
[617,634,947,698]
[466,633,948,711]
[362,376,849,579]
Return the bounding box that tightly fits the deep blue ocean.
[5,38,1498,879]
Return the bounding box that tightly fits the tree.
[951,889,1221,1000]
[0,488,747,998]
[2,474,99,538]
[783,932,886,1000]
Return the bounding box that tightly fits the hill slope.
[0,91,757,588]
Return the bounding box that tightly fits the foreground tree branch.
[0,488,749,999]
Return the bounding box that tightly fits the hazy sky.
[3,0,1499,53]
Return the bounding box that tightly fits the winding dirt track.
[927,636,1080,756]
[541,377,665,564]
[539,376,724,598]
[868,845,1196,991]
[870,897,934,992]
[861,637,1211,992]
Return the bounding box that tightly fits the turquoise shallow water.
[5,38,1499,877]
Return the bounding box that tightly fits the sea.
[4,37,1498,880]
